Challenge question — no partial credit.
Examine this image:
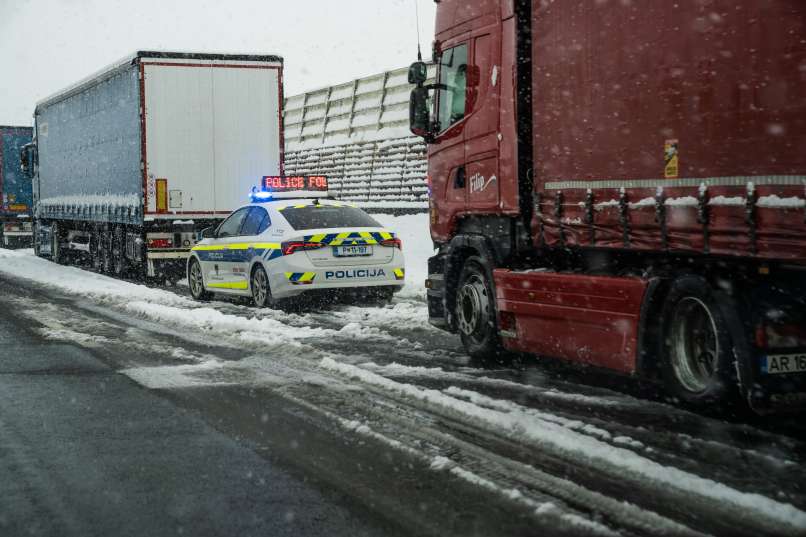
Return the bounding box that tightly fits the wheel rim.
[669,297,719,394]
[456,274,491,340]
[252,268,268,305]
[189,261,205,297]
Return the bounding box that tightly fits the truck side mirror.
[408,61,428,85]
[409,86,433,141]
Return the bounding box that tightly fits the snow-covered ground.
[1,212,806,535]
[372,212,434,299]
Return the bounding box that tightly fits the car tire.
[379,287,395,304]
[455,256,505,361]
[188,258,212,301]
[251,264,274,308]
[659,275,738,406]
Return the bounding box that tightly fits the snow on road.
[2,213,806,535]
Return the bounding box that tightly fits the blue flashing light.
[250,186,274,202]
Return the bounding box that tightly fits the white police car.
[186,176,405,307]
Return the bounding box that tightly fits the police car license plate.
[764,353,806,375]
[333,245,373,257]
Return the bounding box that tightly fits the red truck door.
[428,18,502,240]
[429,39,470,234]
[464,29,501,212]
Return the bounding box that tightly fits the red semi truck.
[408,0,806,412]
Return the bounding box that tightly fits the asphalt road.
[0,310,402,537]
[0,264,805,536]
[0,276,563,537]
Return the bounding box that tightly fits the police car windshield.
[281,205,381,230]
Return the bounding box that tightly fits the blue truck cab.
[0,126,34,247]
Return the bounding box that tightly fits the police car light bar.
[251,175,330,201]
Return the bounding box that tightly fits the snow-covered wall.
[284,65,435,209]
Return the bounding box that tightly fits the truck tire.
[90,231,103,272]
[658,276,738,406]
[111,225,126,276]
[188,258,212,301]
[51,222,63,264]
[33,222,42,257]
[100,228,112,273]
[251,264,274,308]
[455,256,504,360]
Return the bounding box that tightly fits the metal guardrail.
[284,65,435,208]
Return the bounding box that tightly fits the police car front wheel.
[251,265,274,308]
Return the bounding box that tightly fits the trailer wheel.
[111,225,126,276]
[188,258,212,301]
[251,264,274,308]
[90,231,103,272]
[659,276,737,406]
[33,222,42,257]
[51,222,63,264]
[455,257,504,360]
[100,228,112,273]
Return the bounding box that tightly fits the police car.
[186,175,405,307]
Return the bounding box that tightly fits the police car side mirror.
[200,226,216,239]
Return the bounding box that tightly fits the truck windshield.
[436,44,468,132]
[281,205,381,230]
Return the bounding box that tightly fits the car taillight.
[380,237,402,250]
[281,241,324,256]
[147,238,173,249]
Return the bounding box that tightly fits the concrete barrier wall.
[284,65,435,209]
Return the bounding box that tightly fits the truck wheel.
[90,232,102,271]
[659,276,737,406]
[251,265,274,308]
[100,229,112,273]
[455,257,504,360]
[51,222,63,264]
[111,225,126,276]
[188,258,212,301]
[33,222,42,257]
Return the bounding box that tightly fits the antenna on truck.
[414,0,423,61]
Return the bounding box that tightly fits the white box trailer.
[24,51,284,279]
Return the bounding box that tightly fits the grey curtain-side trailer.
[21,51,284,279]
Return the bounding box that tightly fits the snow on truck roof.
[35,50,283,112]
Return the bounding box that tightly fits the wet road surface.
[0,261,804,536]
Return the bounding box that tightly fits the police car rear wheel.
[188,258,212,301]
[251,265,273,308]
